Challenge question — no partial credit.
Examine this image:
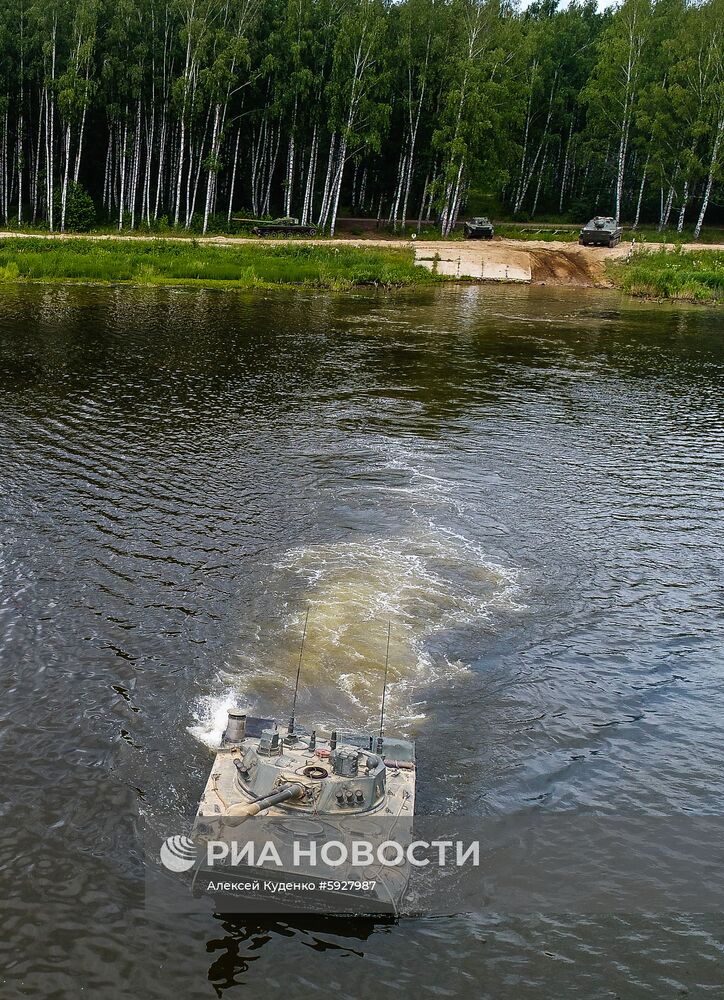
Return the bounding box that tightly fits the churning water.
[0,282,723,998]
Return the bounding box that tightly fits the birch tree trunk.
[118,116,128,230]
[48,21,57,230]
[329,137,347,236]
[633,152,649,229]
[301,124,318,226]
[174,118,186,227]
[17,118,23,224]
[612,8,644,223]
[694,116,723,240]
[44,89,51,228]
[130,100,142,229]
[60,124,70,231]
[202,103,221,233]
[317,131,337,228]
[227,127,241,225]
[74,101,87,183]
[531,149,547,218]
[284,98,297,217]
[676,178,689,233]
[514,61,538,214]
[154,113,167,221]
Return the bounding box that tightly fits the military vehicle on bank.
[251,216,317,237]
[464,216,495,239]
[579,216,623,247]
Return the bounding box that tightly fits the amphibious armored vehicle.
[190,618,414,915]
[579,216,623,247]
[251,216,317,237]
[192,710,416,915]
[464,216,495,239]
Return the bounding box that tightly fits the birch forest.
[0,0,721,236]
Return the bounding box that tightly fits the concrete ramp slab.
[482,259,531,282]
[414,243,531,283]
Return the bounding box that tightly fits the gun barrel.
[228,782,304,818]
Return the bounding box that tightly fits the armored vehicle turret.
[579,216,623,247]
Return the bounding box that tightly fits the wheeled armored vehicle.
[464,216,495,239]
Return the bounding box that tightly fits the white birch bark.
[531,149,547,218]
[154,113,167,221]
[32,90,42,223]
[676,178,689,234]
[202,104,221,233]
[118,116,128,230]
[74,100,87,183]
[317,131,337,228]
[227,127,241,225]
[301,124,318,226]
[60,124,70,231]
[694,115,723,240]
[103,129,112,212]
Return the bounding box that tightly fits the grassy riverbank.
[0,237,435,290]
[610,247,723,303]
[1,233,722,304]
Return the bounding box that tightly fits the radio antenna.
[288,604,310,736]
[377,621,391,753]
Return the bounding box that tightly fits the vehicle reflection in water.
[207,913,382,991]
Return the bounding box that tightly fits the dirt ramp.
[527,247,611,287]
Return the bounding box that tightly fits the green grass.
[609,247,724,303]
[621,225,724,245]
[0,237,438,290]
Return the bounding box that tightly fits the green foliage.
[0,0,720,236]
[54,181,97,232]
[612,247,724,302]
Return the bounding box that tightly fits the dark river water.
[1,282,723,998]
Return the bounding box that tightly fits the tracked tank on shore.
[579,216,623,247]
[251,216,317,237]
[191,711,416,915]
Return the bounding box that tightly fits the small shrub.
[0,261,19,281]
[205,212,233,234]
[54,181,97,232]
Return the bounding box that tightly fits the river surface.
[0,282,723,998]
